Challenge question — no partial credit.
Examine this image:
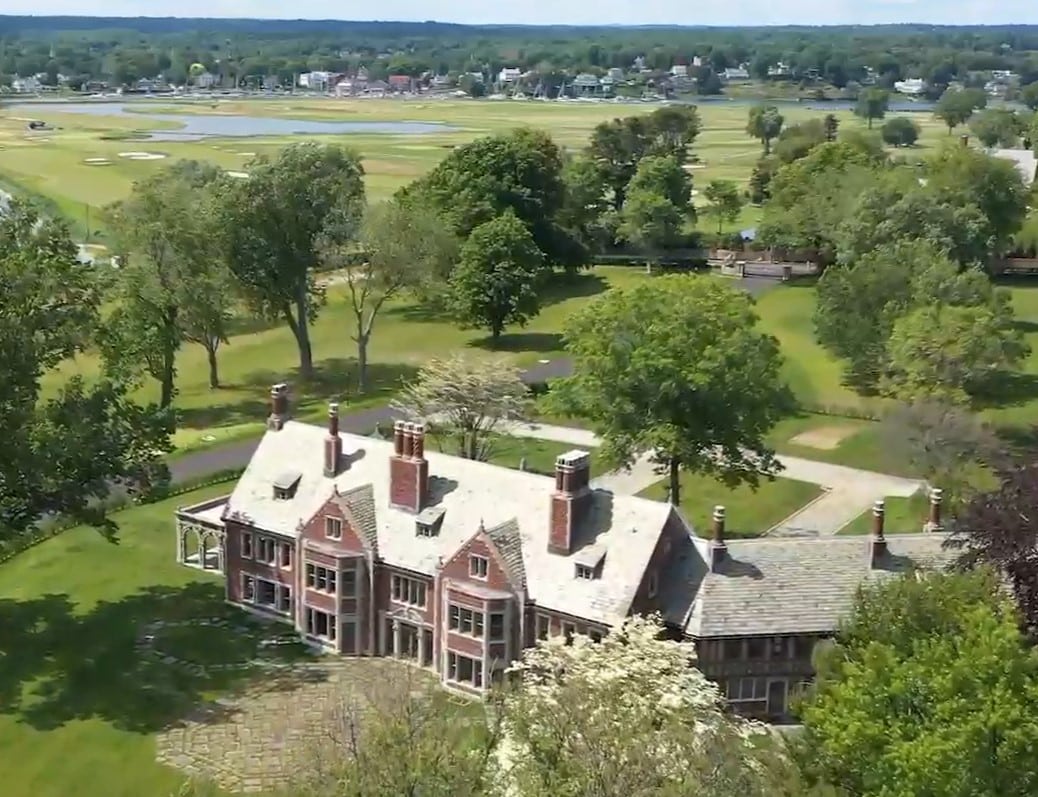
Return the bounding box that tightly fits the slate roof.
[485,518,527,592]
[222,421,676,626]
[674,533,953,638]
[334,483,379,555]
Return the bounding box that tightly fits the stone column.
[392,618,401,658]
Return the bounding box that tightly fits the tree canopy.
[746,104,784,154]
[219,142,366,380]
[0,200,171,541]
[934,87,987,134]
[449,210,547,343]
[798,568,1038,797]
[552,275,792,507]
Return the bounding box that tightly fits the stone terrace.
[156,658,431,793]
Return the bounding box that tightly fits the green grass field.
[838,494,932,535]
[639,472,823,537]
[0,97,950,241]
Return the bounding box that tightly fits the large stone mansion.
[175,384,951,721]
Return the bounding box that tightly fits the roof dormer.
[573,544,606,580]
[272,470,301,500]
[415,506,446,537]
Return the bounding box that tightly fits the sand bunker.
[84,157,111,164]
[236,151,256,157]
[790,426,860,450]
[226,171,250,179]
[118,151,168,161]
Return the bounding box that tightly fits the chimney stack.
[548,450,592,555]
[709,505,728,570]
[389,420,428,513]
[324,402,343,477]
[870,499,887,566]
[267,383,290,431]
[926,488,943,532]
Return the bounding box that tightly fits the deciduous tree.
[823,113,839,142]
[403,128,579,267]
[934,87,987,134]
[449,210,546,344]
[102,160,226,406]
[333,199,457,393]
[746,104,784,154]
[502,616,803,797]
[0,200,171,541]
[703,178,744,234]
[854,87,889,129]
[883,303,1029,405]
[799,569,1038,797]
[391,353,530,461]
[552,276,792,507]
[969,108,1022,148]
[948,463,1038,632]
[1022,81,1038,111]
[880,116,920,147]
[618,155,693,264]
[220,142,366,380]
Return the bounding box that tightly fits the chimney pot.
[709,505,728,570]
[412,422,426,459]
[328,402,340,436]
[267,383,290,430]
[392,420,406,456]
[871,498,885,538]
[927,487,943,532]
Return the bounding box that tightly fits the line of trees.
[5,19,1038,95]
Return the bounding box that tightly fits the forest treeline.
[3,18,1038,90]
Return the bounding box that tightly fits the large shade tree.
[0,200,171,540]
[798,569,1038,797]
[552,275,792,507]
[102,160,230,403]
[220,142,366,380]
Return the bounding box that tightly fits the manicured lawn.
[754,281,1038,436]
[428,431,574,475]
[838,494,931,536]
[43,265,652,455]
[766,414,921,478]
[638,473,823,538]
[0,482,253,797]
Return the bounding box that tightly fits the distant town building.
[722,67,751,82]
[194,71,217,89]
[572,73,602,95]
[299,71,334,91]
[670,64,689,78]
[606,67,625,82]
[11,75,41,93]
[498,67,522,84]
[692,55,703,68]
[387,74,414,93]
[893,78,927,95]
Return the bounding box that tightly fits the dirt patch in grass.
[789,425,860,450]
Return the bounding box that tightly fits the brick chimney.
[926,487,943,532]
[267,383,290,431]
[389,420,428,512]
[870,499,887,567]
[709,505,727,571]
[324,402,343,477]
[548,450,592,555]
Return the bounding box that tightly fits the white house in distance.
[894,78,927,95]
[498,67,522,84]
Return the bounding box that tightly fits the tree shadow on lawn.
[177,359,419,434]
[971,372,1038,412]
[0,581,316,734]
[467,332,564,354]
[539,271,608,306]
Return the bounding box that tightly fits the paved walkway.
[501,421,925,536]
[169,357,576,484]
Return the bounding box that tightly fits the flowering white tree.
[498,616,800,797]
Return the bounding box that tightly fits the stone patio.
[156,658,398,793]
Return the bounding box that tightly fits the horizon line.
[3,15,1038,30]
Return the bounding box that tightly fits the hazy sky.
[4,0,1038,27]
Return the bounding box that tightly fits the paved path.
[169,357,576,484]
[501,421,925,536]
[169,275,777,486]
